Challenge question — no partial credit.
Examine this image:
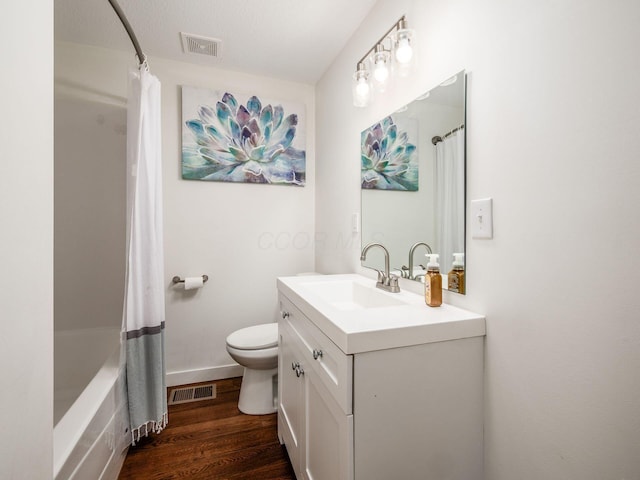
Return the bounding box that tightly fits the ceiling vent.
[181,32,222,58]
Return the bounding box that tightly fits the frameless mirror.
[360,70,466,293]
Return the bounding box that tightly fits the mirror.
[360,70,466,293]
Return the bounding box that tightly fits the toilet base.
[238,367,278,415]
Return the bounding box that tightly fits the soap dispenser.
[424,254,442,307]
[447,253,465,294]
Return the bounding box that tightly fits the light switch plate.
[352,212,360,233]
[471,198,493,239]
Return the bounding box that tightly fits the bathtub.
[54,327,130,480]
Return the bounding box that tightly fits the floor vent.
[169,384,217,405]
[181,32,222,58]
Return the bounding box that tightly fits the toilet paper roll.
[184,276,204,290]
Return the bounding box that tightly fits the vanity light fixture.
[352,15,416,107]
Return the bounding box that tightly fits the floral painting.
[361,115,418,191]
[182,86,305,186]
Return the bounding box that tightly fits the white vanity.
[277,274,486,480]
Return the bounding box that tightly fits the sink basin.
[302,280,406,311]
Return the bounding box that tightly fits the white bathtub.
[54,327,130,480]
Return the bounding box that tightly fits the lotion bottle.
[447,253,465,294]
[424,254,442,307]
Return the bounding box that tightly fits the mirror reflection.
[360,70,466,293]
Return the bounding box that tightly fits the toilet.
[226,323,279,415]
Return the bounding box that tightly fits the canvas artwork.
[182,86,306,186]
[361,115,418,191]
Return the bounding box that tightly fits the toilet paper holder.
[172,275,208,285]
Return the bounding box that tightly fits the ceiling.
[55,0,378,84]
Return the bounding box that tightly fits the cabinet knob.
[282,311,290,319]
[312,349,324,360]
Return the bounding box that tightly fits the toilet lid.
[226,323,278,350]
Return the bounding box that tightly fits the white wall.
[55,42,315,386]
[316,0,640,478]
[0,1,53,478]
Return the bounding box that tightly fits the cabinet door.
[278,320,305,476]
[303,369,354,480]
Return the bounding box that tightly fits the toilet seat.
[226,323,278,350]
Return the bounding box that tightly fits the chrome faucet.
[360,243,400,293]
[408,242,432,280]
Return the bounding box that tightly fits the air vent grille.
[181,32,222,58]
[168,383,216,405]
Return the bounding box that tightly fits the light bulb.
[373,60,389,83]
[371,45,391,90]
[356,77,370,98]
[395,37,413,64]
[352,63,372,107]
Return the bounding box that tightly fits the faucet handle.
[375,269,385,284]
[388,275,401,292]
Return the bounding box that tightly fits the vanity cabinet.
[277,284,485,480]
[278,295,353,480]
[278,312,305,475]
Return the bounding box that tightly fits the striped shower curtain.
[123,67,167,444]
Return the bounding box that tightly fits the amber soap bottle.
[447,253,465,294]
[424,254,442,307]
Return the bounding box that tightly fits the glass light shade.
[394,28,415,64]
[372,48,391,87]
[352,65,372,107]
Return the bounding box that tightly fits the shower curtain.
[435,129,465,274]
[123,67,167,444]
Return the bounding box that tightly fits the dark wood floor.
[118,378,296,480]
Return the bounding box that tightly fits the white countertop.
[277,274,485,354]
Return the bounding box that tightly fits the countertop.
[277,274,486,354]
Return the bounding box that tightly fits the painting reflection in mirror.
[361,116,418,191]
[361,71,466,292]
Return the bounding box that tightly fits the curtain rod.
[107,0,147,67]
[432,124,465,145]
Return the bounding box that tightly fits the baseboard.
[166,364,244,387]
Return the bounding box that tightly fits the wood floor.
[118,378,296,480]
